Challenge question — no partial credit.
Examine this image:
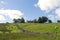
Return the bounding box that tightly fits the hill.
[0,23,60,40]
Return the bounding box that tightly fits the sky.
[0,0,60,23]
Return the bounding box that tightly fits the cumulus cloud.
[0,15,5,20]
[36,0,60,11]
[48,15,56,22]
[0,1,23,23]
[0,9,23,23]
[35,0,60,21]
[55,8,60,17]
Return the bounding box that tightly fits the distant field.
[19,23,60,33]
[0,23,60,40]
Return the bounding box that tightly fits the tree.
[27,20,33,23]
[33,19,37,23]
[20,18,25,23]
[48,20,52,23]
[13,18,25,23]
[38,17,43,23]
[42,16,48,23]
[38,16,48,23]
[17,18,21,23]
[13,19,19,23]
[57,20,60,22]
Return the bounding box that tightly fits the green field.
[0,23,60,40]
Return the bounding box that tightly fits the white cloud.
[0,9,23,23]
[36,0,60,11]
[0,15,5,20]
[35,0,60,22]
[0,1,24,23]
[48,15,55,22]
[55,8,60,17]
[48,14,60,22]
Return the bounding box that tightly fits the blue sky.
[5,0,46,20]
[0,0,46,22]
[0,0,60,23]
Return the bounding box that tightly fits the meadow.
[0,23,60,40]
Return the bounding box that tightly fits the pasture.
[0,23,60,40]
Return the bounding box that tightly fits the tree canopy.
[13,17,25,23]
[38,16,48,23]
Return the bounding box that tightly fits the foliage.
[57,20,60,22]
[38,16,48,23]
[20,18,25,23]
[27,19,37,23]
[26,16,52,23]
[13,17,25,23]
[27,20,33,23]
[38,17,42,23]
[13,19,19,23]
[33,19,37,23]
[48,20,52,23]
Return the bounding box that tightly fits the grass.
[0,33,55,40]
[18,23,60,32]
[0,23,60,40]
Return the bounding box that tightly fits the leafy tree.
[13,19,19,23]
[38,17,43,23]
[17,18,21,23]
[57,20,60,22]
[48,20,52,23]
[13,18,25,23]
[27,20,33,23]
[42,16,48,23]
[38,16,48,23]
[33,19,37,23]
[20,18,25,23]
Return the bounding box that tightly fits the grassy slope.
[19,23,60,32]
[0,23,60,40]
